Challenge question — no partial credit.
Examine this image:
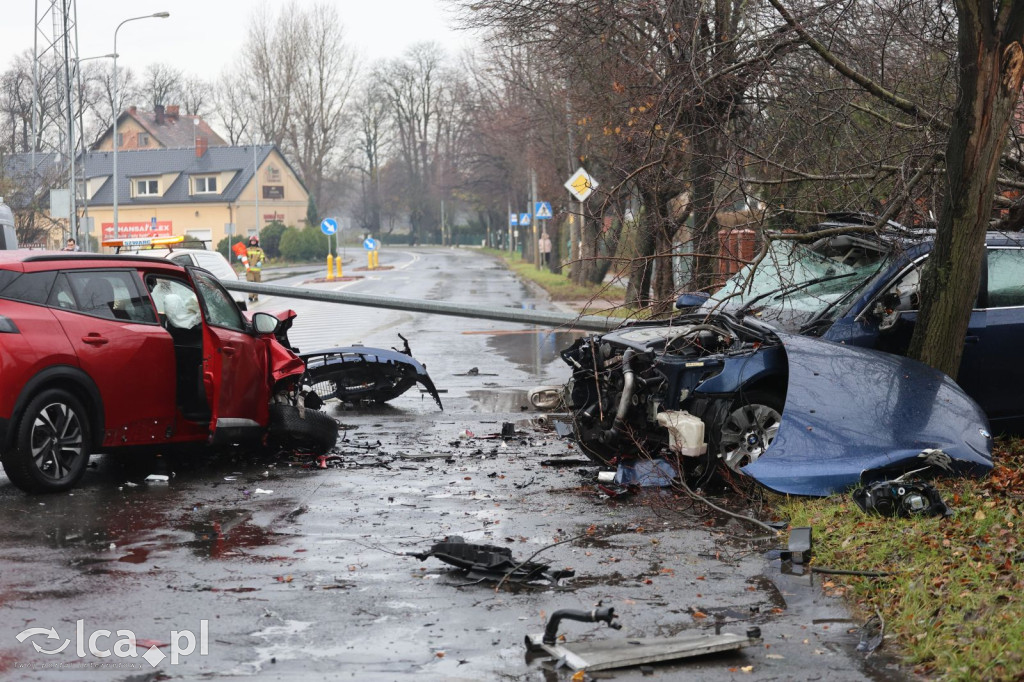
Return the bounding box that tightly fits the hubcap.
[30,402,85,481]
[719,403,782,471]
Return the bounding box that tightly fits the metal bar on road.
[224,280,622,333]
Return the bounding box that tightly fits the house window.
[194,176,218,194]
[116,133,124,147]
[136,179,159,196]
[138,132,149,146]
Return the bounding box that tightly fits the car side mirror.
[675,292,710,309]
[252,312,280,335]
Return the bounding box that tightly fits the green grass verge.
[480,247,638,317]
[773,438,1024,680]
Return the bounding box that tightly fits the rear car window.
[64,270,158,323]
[0,270,57,304]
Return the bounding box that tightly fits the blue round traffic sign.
[363,237,378,251]
[320,218,338,236]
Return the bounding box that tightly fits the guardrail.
[223,280,623,333]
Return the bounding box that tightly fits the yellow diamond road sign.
[564,168,598,201]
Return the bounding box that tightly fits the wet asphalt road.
[0,248,901,681]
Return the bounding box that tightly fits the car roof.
[0,250,187,274]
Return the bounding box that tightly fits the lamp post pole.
[111,12,169,241]
[76,53,117,251]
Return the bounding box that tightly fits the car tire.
[1,389,92,493]
[714,390,784,473]
[267,404,338,454]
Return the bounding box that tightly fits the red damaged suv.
[0,251,336,493]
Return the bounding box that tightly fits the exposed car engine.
[561,312,788,487]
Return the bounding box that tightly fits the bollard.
[367,251,374,270]
[326,253,335,281]
[372,250,379,269]
[336,255,343,278]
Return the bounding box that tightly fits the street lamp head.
[152,12,170,18]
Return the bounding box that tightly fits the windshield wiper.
[734,271,859,317]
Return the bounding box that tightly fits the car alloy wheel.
[718,392,783,472]
[1,389,92,493]
[31,402,85,479]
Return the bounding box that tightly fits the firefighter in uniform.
[245,235,265,302]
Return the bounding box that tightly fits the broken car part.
[852,478,951,518]
[527,385,563,410]
[410,536,574,583]
[780,527,812,565]
[526,607,762,672]
[301,334,443,410]
[560,312,992,496]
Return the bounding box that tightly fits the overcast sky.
[0,0,471,80]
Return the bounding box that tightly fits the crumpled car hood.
[741,333,993,496]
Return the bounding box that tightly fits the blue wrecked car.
[562,291,994,497]
[697,215,1024,434]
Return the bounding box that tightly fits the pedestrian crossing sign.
[519,213,531,226]
[534,202,552,219]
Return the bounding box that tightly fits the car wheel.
[716,390,784,472]
[267,404,338,454]
[1,389,91,493]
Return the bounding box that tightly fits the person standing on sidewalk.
[538,232,552,267]
[245,235,265,302]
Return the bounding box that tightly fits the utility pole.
[531,169,539,268]
[253,142,259,239]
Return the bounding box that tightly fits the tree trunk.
[625,206,657,307]
[689,135,721,291]
[909,10,1024,377]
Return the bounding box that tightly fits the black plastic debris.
[411,536,574,583]
[781,527,812,565]
[853,479,951,518]
[501,422,517,439]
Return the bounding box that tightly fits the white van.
[0,198,17,249]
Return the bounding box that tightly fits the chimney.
[127,106,137,115]
[166,105,180,120]
[155,104,165,125]
[195,135,208,158]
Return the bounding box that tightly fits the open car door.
[187,267,268,444]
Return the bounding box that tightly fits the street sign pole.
[531,169,539,269]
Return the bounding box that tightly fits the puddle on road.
[476,329,583,376]
[467,388,531,412]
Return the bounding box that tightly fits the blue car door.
[968,246,1024,429]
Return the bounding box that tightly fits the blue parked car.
[699,215,1024,433]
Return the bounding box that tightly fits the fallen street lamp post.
[222,280,622,333]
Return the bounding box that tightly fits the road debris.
[527,385,563,410]
[853,478,951,517]
[856,613,885,654]
[525,605,763,671]
[410,536,574,584]
[614,458,676,487]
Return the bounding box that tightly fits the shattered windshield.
[702,239,892,331]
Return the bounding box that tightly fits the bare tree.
[142,63,184,109]
[234,1,357,212]
[763,0,1024,376]
[180,75,213,117]
[352,77,391,234]
[376,43,447,244]
[213,66,252,146]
